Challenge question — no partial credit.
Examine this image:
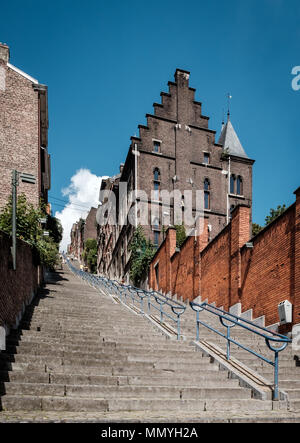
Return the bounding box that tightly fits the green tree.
[0,193,60,270]
[82,238,98,274]
[0,194,43,245]
[252,222,263,236]
[265,205,287,225]
[129,225,156,286]
[45,215,63,245]
[252,204,287,237]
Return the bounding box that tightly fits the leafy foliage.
[82,238,98,274]
[252,222,263,236]
[0,193,62,270]
[252,204,287,237]
[129,225,156,286]
[46,215,63,245]
[265,205,287,225]
[174,224,186,248]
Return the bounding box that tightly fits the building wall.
[149,188,300,329]
[84,207,97,243]
[0,43,50,211]
[0,230,43,349]
[97,69,254,282]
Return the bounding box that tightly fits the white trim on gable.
[7,63,38,84]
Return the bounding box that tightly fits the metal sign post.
[11,170,18,270]
[11,170,36,270]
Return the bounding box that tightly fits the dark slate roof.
[218,119,249,159]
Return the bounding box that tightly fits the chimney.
[0,43,9,63]
[120,163,124,174]
[174,68,190,86]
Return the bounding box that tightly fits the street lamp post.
[11,170,36,270]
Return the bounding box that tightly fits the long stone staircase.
[0,265,299,422]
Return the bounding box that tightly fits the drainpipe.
[227,156,231,224]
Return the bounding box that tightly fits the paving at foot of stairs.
[1,265,300,423]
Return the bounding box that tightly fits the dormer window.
[203,153,210,164]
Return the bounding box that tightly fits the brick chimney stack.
[0,43,9,63]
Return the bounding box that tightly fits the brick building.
[97,69,254,282]
[0,43,50,210]
[149,187,300,331]
[69,207,97,261]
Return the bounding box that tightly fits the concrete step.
[280,380,300,389]
[0,352,213,368]
[6,340,192,354]
[2,383,251,400]
[282,390,300,400]
[1,395,273,413]
[48,373,238,388]
[289,400,300,411]
[4,348,201,362]
[0,360,219,376]
[9,331,177,344]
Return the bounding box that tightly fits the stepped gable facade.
[97,69,254,282]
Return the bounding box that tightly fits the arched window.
[230,174,236,194]
[236,176,243,195]
[204,178,210,210]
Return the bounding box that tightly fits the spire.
[227,93,232,122]
[218,119,249,159]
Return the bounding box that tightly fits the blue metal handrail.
[65,257,186,340]
[190,301,292,400]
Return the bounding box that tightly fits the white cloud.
[55,169,104,252]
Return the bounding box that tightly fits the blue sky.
[1,0,300,227]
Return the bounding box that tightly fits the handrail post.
[196,310,200,342]
[160,303,163,323]
[147,294,151,314]
[226,326,231,361]
[140,295,144,314]
[177,314,180,341]
[274,351,279,401]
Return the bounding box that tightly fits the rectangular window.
[203,153,210,164]
[204,191,210,210]
[153,182,159,200]
[153,230,160,247]
[153,141,161,153]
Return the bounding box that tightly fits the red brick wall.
[0,231,43,330]
[149,189,300,327]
